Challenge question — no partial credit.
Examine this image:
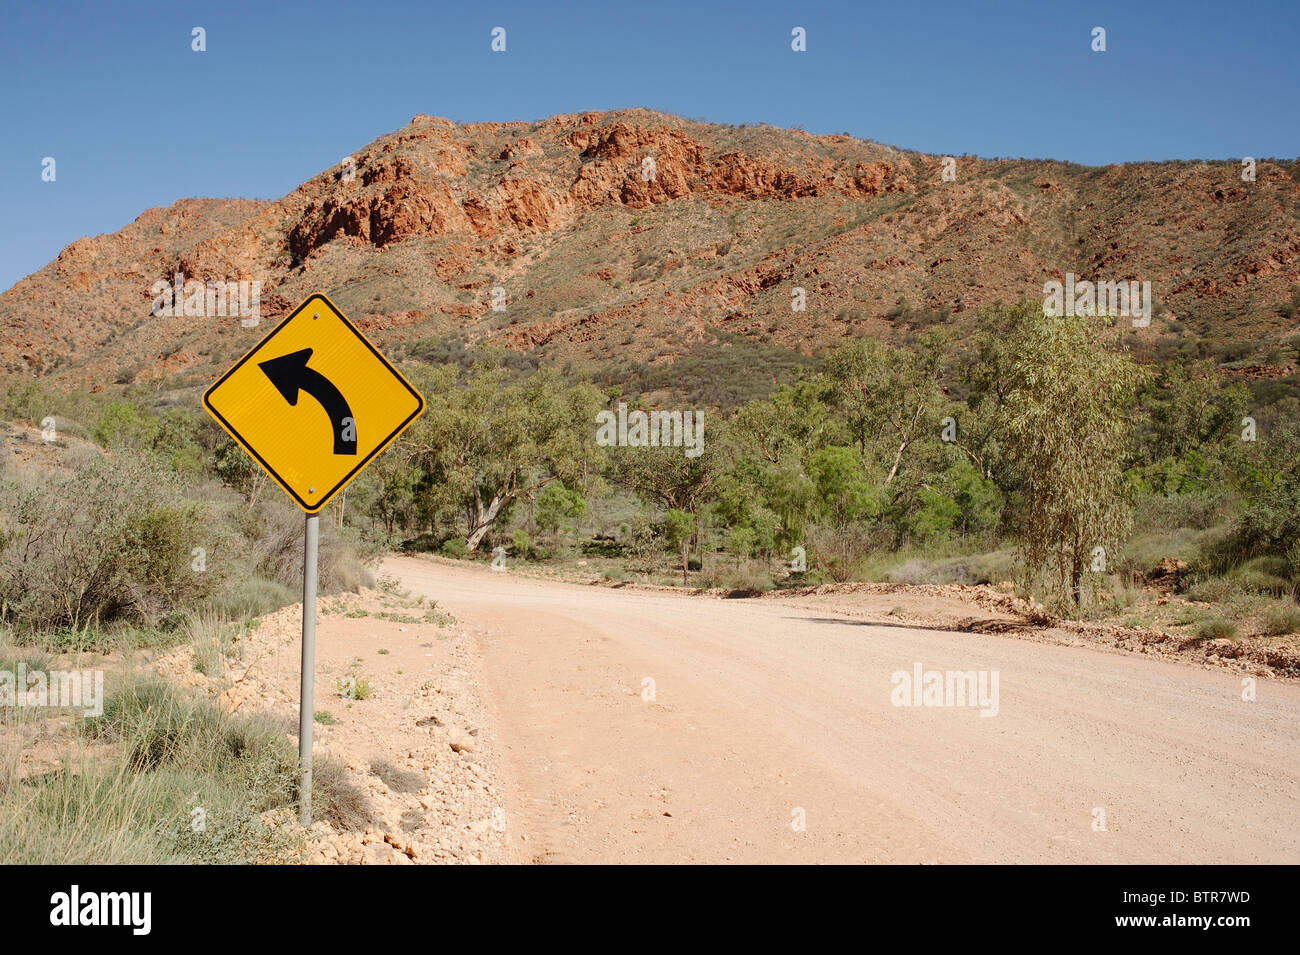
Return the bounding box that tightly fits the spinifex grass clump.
[0,679,301,863]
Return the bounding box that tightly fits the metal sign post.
[299,512,320,825]
[201,293,425,829]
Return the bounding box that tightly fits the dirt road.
[384,555,1300,864]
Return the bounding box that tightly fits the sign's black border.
[201,293,425,513]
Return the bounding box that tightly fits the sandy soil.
[384,554,1300,864]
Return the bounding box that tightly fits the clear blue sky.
[2,0,1297,291]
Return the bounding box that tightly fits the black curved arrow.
[258,348,357,455]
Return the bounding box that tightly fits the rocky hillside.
[3,109,1298,396]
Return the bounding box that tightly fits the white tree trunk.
[465,492,505,552]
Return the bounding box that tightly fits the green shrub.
[1228,425,1300,578]
[1259,604,1300,636]
[512,528,532,559]
[0,380,52,422]
[1227,556,1295,597]
[1194,618,1239,641]
[337,674,372,701]
[0,456,218,630]
[536,482,586,533]
[581,536,623,557]
[208,574,297,620]
[93,400,158,450]
[93,402,203,475]
[700,558,773,592]
[907,489,961,543]
[440,537,468,559]
[1182,571,1237,603]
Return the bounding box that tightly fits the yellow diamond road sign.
[203,293,424,513]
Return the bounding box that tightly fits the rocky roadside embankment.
[156,587,510,864]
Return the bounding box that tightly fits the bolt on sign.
[203,293,425,512]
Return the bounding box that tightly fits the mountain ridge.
[3,108,1297,392]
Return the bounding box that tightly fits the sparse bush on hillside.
[249,501,372,595]
[88,400,203,475]
[0,381,51,424]
[595,332,817,407]
[212,437,268,505]
[0,442,373,637]
[0,456,219,630]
